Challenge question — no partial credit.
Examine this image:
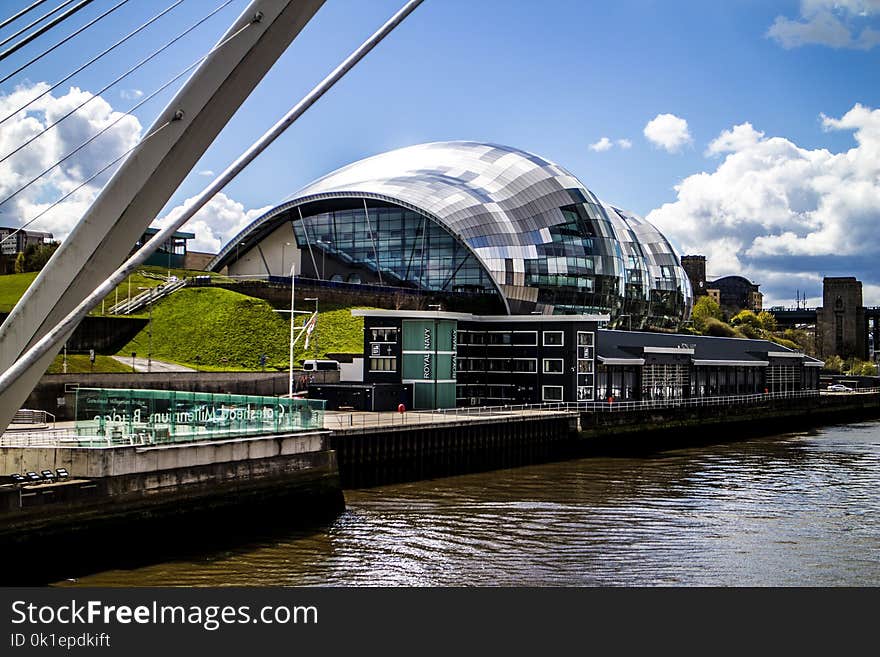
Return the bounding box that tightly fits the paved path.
[110,356,196,373]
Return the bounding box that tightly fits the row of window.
[455,385,567,403]
[456,358,574,374]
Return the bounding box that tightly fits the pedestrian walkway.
[110,356,196,373]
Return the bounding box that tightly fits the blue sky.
[1,0,879,306]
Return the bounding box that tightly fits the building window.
[543,358,564,373]
[577,385,593,401]
[487,332,512,345]
[543,331,564,346]
[487,359,510,372]
[513,358,537,373]
[542,385,563,401]
[369,357,397,372]
[370,327,398,343]
[577,331,594,347]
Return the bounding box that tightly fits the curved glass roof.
[212,141,693,327]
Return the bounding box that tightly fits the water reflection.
[59,421,880,587]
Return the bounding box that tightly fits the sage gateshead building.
[209,141,693,329]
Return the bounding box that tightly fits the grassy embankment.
[120,287,365,371]
[0,267,232,373]
[0,266,229,313]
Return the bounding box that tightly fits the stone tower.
[816,277,867,360]
[681,255,707,297]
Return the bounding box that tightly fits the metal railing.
[10,409,55,426]
[312,387,880,431]
[108,277,186,314]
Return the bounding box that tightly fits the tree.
[692,296,722,332]
[756,311,778,333]
[13,251,25,274]
[22,242,59,272]
[731,309,761,328]
[823,355,843,373]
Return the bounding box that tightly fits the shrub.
[704,317,737,337]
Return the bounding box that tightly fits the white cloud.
[120,89,144,100]
[154,192,272,253]
[0,82,267,258]
[643,113,692,153]
[198,169,215,177]
[0,82,141,239]
[589,137,613,152]
[616,138,632,149]
[646,103,880,305]
[706,122,765,156]
[768,1,880,49]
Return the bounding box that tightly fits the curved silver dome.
[211,141,693,327]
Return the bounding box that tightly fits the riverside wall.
[328,393,880,486]
[0,432,343,584]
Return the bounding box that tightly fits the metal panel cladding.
[218,141,693,327]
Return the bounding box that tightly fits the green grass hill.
[119,287,365,371]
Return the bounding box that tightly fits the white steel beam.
[0,0,324,426]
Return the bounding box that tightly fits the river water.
[59,420,880,586]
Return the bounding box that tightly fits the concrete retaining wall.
[0,431,329,478]
[0,312,146,354]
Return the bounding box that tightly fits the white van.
[302,359,340,372]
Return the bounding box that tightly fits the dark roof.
[598,329,822,365]
[144,227,195,240]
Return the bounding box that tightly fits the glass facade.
[291,203,498,296]
[74,388,325,446]
[213,141,694,328]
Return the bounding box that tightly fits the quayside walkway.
[4,388,879,446]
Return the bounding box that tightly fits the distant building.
[0,226,54,257]
[0,226,55,274]
[706,275,763,314]
[816,277,868,361]
[131,227,195,270]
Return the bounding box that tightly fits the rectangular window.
[487,332,512,345]
[543,331,564,346]
[487,358,511,372]
[513,358,537,373]
[543,358,564,373]
[577,331,594,347]
[542,385,563,401]
[370,327,398,343]
[369,357,397,372]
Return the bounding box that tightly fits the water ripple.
[60,420,880,587]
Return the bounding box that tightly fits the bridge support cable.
[0,1,184,128]
[0,0,426,432]
[0,0,133,86]
[0,1,52,32]
[0,0,96,64]
[0,0,238,167]
[0,18,258,242]
[0,121,175,249]
[0,0,327,432]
